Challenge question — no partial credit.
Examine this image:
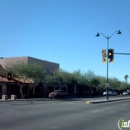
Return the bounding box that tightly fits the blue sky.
[0,0,130,82]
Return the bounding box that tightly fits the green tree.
[119,82,128,90]
[5,62,45,98]
[43,69,72,87]
[94,76,106,89]
[0,64,8,77]
[70,70,94,86]
[124,74,129,83]
[108,77,121,90]
[85,70,95,81]
[91,78,100,87]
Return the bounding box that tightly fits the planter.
[11,95,17,100]
[2,95,8,100]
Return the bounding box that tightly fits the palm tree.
[124,74,129,83]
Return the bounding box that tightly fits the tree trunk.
[27,86,30,98]
[28,84,33,98]
[20,85,24,99]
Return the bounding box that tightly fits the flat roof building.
[0,56,59,74]
[0,56,60,99]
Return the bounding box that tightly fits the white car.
[103,91,117,96]
[122,91,129,95]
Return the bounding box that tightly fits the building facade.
[0,56,102,99]
[0,56,64,99]
[0,56,59,73]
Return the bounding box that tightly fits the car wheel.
[64,96,66,99]
[57,96,60,99]
[50,97,52,99]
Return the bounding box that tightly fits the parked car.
[103,91,117,96]
[122,91,129,95]
[49,90,67,99]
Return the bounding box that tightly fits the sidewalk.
[86,96,130,104]
[0,98,52,102]
[1,95,130,103]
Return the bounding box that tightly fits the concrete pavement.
[1,95,130,103]
[86,95,130,104]
[0,97,130,130]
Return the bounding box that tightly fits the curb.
[0,98,69,102]
[86,97,130,104]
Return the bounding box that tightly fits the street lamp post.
[96,30,121,100]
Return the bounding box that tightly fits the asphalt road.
[0,98,130,130]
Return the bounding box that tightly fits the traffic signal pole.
[96,30,121,101]
[114,53,130,55]
[106,38,109,100]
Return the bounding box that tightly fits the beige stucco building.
[0,56,62,99]
[0,56,59,73]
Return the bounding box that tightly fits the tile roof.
[0,76,33,84]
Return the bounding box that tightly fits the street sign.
[105,83,109,87]
[102,49,107,63]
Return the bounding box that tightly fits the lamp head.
[117,30,121,34]
[96,33,100,37]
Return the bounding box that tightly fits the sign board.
[105,83,109,87]
[102,49,107,63]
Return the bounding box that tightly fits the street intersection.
[0,96,130,130]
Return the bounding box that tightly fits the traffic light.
[102,49,106,63]
[7,73,12,80]
[108,49,114,62]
